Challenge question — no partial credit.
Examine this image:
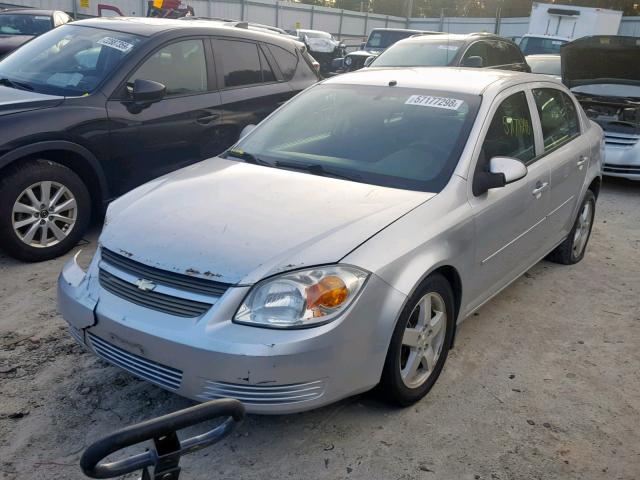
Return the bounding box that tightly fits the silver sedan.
[59,67,603,414]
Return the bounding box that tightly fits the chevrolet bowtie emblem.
[135,279,156,292]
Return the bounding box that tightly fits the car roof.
[69,17,303,47]
[324,67,553,95]
[0,9,58,16]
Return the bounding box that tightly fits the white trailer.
[527,2,622,39]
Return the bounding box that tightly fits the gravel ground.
[0,177,639,480]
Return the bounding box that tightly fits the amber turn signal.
[306,276,348,311]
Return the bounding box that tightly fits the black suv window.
[216,39,275,88]
[482,91,535,163]
[489,40,522,65]
[130,39,207,96]
[532,88,580,152]
[463,41,489,67]
[268,44,298,81]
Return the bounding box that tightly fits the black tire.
[0,159,91,262]
[546,190,596,265]
[380,273,455,406]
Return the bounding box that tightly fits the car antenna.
[389,80,397,86]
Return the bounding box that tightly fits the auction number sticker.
[97,37,134,53]
[405,95,463,110]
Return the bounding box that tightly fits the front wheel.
[547,190,596,265]
[0,159,91,262]
[380,273,455,406]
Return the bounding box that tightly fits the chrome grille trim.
[101,248,231,297]
[89,333,182,390]
[99,269,211,318]
[198,380,325,405]
[69,326,84,345]
[604,132,640,148]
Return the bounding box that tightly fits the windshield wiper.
[224,149,272,167]
[275,160,361,182]
[0,77,34,91]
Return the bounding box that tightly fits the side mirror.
[364,56,375,67]
[240,124,256,139]
[490,156,528,184]
[360,42,366,49]
[132,79,166,103]
[473,156,527,196]
[462,55,484,68]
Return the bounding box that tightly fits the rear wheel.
[380,273,455,406]
[0,159,91,262]
[547,190,596,265]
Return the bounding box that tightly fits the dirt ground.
[0,177,638,480]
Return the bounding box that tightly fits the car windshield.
[0,24,144,96]
[372,40,463,67]
[366,30,417,50]
[519,37,567,55]
[0,13,52,36]
[228,84,480,193]
[527,56,561,76]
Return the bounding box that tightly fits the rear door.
[212,38,294,146]
[106,37,225,194]
[530,85,589,244]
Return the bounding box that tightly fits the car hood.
[101,157,433,285]
[0,85,64,116]
[305,37,340,53]
[348,50,381,58]
[562,36,640,88]
[0,35,33,56]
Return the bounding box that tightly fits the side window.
[505,43,524,63]
[488,40,510,66]
[268,44,298,81]
[532,88,580,152]
[216,39,273,88]
[463,41,489,67]
[481,91,535,163]
[130,39,207,96]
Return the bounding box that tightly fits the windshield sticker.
[47,72,84,88]
[35,16,51,20]
[437,45,459,51]
[405,95,463,110]
[97,37,134,53]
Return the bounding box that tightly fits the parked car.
[0,17,319,261]
[563,35,640,180]
[526,54,561,81]
[59,67,602,414]
[288,28,345,75]
[370,33,531,72]
[519,34,568,55]
[0,8,71,59]
[334,28,440,72]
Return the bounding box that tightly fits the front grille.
[603,164,640,175]
[604,131,640,148]
[346,55,367,71]
[101,248,230,297]
[198,380,325,405]
[89,333,183,390]
[99,269,211,318]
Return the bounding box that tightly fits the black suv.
[0,17,319,261]
[369,33,530,72]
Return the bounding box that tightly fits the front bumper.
[58,254,406,414]
[602,137,640,181]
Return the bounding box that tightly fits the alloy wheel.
[11,181,78,248]
[399,292,448,389]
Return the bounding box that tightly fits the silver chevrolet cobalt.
[59,68,603,414]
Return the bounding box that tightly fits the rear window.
[372,40,462,67]
[0,13,52,36]
[520,37,567,55]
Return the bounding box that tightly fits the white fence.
[3,0,640,40]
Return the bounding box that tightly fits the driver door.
[466,87,552,311]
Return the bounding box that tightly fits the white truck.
[519,2,622,55]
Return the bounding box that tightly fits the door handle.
[196,113,220,125]
[577,155,588,169]
[532,181,549,198]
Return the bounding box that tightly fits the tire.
[380,273,455,406]
[0,159,91,262]
[546,190,596,265]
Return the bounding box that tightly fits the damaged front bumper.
[58,250,406,414]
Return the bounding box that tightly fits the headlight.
[234,265,369,329]
[344,56,353,66]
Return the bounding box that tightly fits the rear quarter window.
[268,44,298,81]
